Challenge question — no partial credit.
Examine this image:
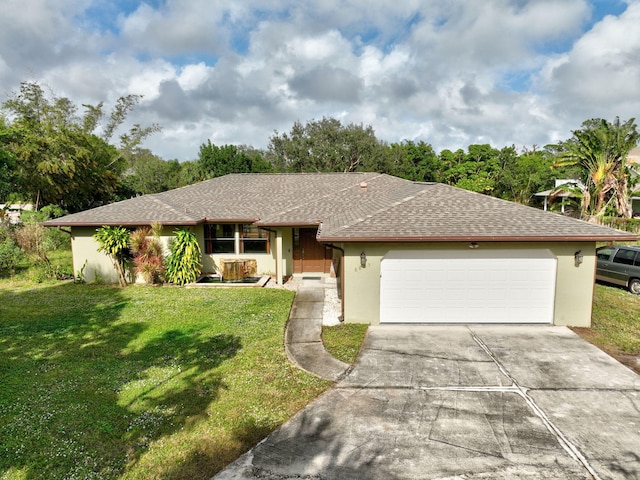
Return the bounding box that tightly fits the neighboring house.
[43,173,637,327]
[628,146,640,217]
[534,179,585,214]
[0,203,34,224]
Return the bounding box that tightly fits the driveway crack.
[467,327,603,480]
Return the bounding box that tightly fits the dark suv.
[596,245,640,294]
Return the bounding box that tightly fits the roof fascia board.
[318,234,640,243]
[41,220,202,227]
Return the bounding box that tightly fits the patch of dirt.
[571,327,640,375]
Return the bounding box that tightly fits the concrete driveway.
[215,325,640,479]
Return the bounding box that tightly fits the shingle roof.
[43,173,638,242]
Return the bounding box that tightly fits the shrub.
[0,236,24,275]
[130,223,164,284]
[165,228,201,285]
[94,226,131,286]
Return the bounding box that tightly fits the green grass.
[322,324,368,364]
[584,283,640,354]
[0,281,331,480]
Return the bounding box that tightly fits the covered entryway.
[293,228,332,274]
[380,249,557,324]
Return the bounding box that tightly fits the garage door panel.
[380,250,556,324]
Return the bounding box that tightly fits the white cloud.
[540,1,640,117]
[0,0,638,161]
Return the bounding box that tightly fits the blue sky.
[1,0,639,160]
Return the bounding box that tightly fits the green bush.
[599,217,640,233]
[94,226,131,287]
[165,228,201,285]
[0,236,24,275]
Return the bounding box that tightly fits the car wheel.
[629,278,640,295]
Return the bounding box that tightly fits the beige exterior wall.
[71,225,296,284]
[71,227,118,283]
[70,226,176,283]
[341,241,596,327]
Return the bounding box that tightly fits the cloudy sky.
[1,0,639,160]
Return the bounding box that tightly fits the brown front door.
[293,228,330,274]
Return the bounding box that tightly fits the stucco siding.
[342,242,596,327]
[71,226,176,283]
[71,227,118,283]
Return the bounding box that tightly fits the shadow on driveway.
[215,325,640,479]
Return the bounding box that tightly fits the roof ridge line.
[149,195,201,221]
[260,172,386,222]
[323,183,430,236]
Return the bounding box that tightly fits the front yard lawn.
[0,283,330,480]
[572,283,640,374]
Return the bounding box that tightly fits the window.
[613,248,637,266]
[596,248,614,260]
[204,224,270,254]
[204,224,235,253]
[241,225,270,253]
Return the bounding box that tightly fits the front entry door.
[293,228,330,273]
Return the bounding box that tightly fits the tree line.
[1,81,638,221]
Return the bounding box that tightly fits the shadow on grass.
[0,282,241,480]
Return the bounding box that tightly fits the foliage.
[120,150,181,195]
[552,117,639,219]
[164,228,202,285]
[0,282,328,479]
[594,217,640,233]
[94,226,131,287]
[198,141,272,179]
[439,144,504,194]
[0,236,24,275]
[16,205,68,253]
[495,147,555,204]
[0,119,19,201]
[387,140,443,182]
[322,323,368,364]
[130,223,164,284]
[1,81,159,212]
[268,117,387,173]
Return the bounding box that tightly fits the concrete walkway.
[284,278,350,381]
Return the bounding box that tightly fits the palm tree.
[553,117,639,219]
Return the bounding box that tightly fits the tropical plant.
[552,117,639,219]
[130,222,164,284]
[164,228,201,285]
[94,226,130,286]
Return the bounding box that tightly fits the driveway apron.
[215,325,640,480]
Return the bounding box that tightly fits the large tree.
[386,140,443,182]
[267,117,387,173]
[0,117,19,201]
[120,149,181,195]
[439,144,503,194]
[495,146,555,204]
[552,117,639,218]
[1,81,159,212]
[198,141,271,179]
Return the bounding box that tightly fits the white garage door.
[380,249,557,324]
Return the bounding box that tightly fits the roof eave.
[41,220,202,227]
[255,221,322,227]
[318,234,640,243]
